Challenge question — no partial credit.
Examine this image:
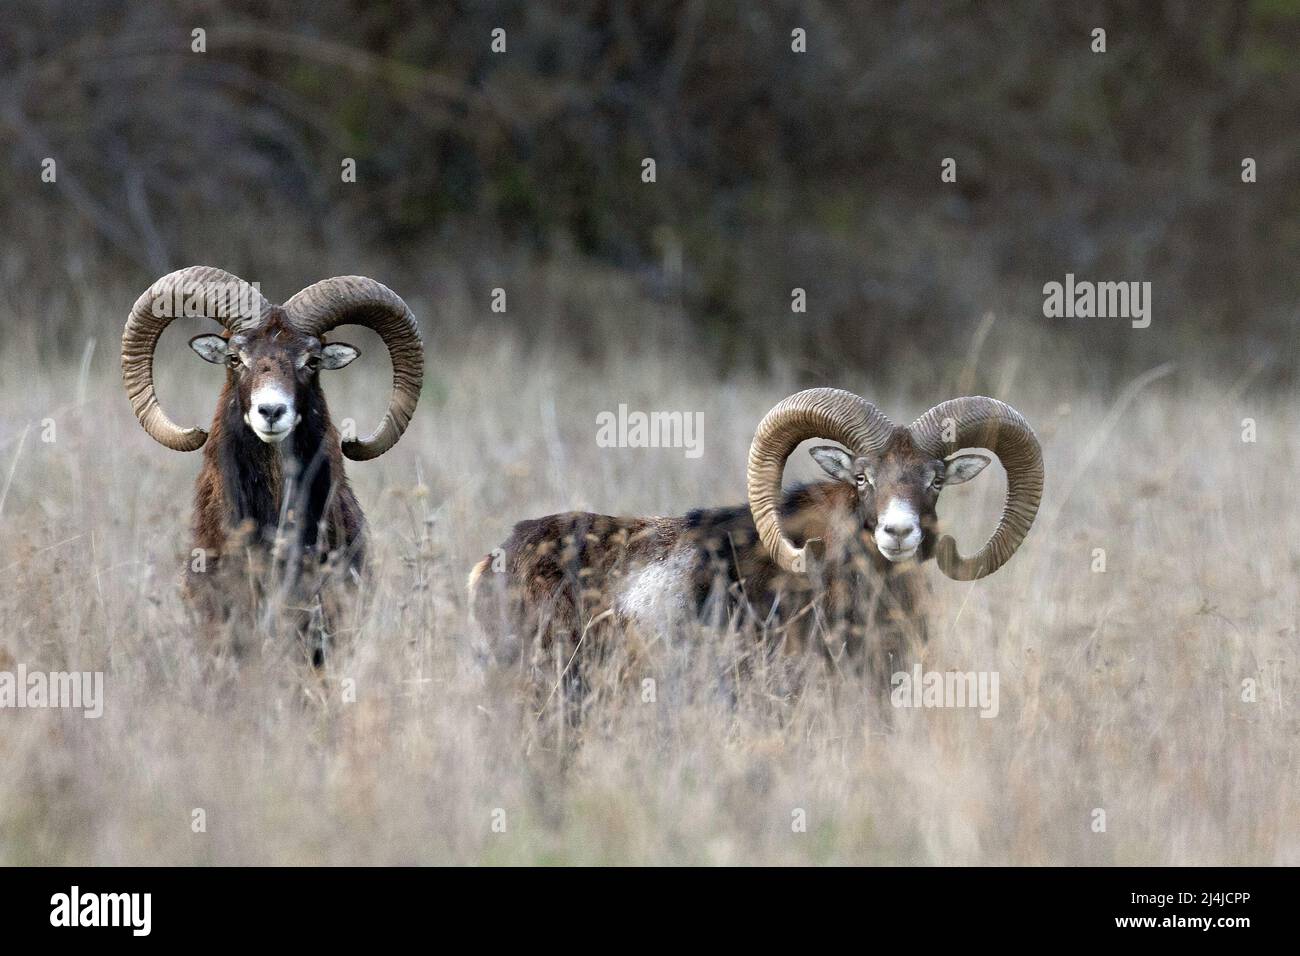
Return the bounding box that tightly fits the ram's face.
[189,315,358,443]
[810,436,991,563]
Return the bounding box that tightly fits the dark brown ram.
[470,388,1042,683]
[122,266,424,662]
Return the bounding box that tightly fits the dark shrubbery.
[3,1,1296,373]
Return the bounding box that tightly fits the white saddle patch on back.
[615,548,696,629]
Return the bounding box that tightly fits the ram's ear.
[944,453,992,485]
[809,445,856,484]
[320,342,359,370]
[189,334,230,365]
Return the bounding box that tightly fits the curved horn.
[122,266,269,451]
[747,388,896,573]
[285,277,424,461]
[909,397,1043,581]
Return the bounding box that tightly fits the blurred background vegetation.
[2,0,1297,383]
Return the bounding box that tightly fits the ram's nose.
[882,522,915,541]
[257,403,288,425]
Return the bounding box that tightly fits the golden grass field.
[0,270,1295,865]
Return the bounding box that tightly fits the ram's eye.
[227,353,242,368]
[855,473,869,487]
[931,475,944,490]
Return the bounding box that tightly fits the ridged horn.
[909,397,1043,580]
[284,277,424,461]
[122,266,269,451]
[747,388,896,573]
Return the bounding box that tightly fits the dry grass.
[0,279,1295,865]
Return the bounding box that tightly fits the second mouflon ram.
[470,387,1043,679]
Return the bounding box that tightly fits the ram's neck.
[285,386,340,551]
[214,392,283,540]
[209,383,340,551]
[777,481,856,548]
[778,481,890,571]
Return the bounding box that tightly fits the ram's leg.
[469,557,528,670]
[184,558,251,660]
[516,585,582,743]
[185,563,223,640]
[870,567,931,691]
[826,572,882,677]
[305,594,328,668]
[311,548,364,667]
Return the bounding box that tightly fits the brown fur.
[183,311,365,663]
[470,473,932,686]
